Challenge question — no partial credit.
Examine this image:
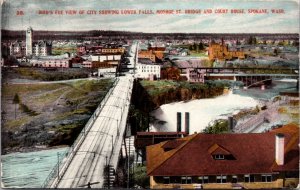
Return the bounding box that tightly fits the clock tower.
[26,27,33,56]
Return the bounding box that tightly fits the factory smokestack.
[228,116,235,131]
[177,112,181,132]
[185,112,190,135]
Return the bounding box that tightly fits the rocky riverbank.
[128,79,231,132]
[1,69,114,154]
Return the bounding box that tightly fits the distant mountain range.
[1,29,298,41]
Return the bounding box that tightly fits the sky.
[1,0,299,33]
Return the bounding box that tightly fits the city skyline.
[1,0,299,33]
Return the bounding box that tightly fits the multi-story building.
[90,53,122,62]
[147,124,299,189]
[9,41,26,56]
[31,58,70,68]
[80,60,119,69]
[92,61,119,68]
[33,41,52,56]
[186,68,205,83]
[78,46,125,55]
[101,47,125,54]
[138,50,157,62]
[208,40,245,61]
[8,27,51,57]
[148,47,166,61]
[136,58,161,80]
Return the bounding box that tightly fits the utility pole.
[107,164,110,189]
[127,137,130,188]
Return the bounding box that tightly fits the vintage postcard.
[1,0,299,189]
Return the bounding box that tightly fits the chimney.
[177,112,181,132]
[185,112,190,135]
[275,133,285,165]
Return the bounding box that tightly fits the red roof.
[162,140,186,150]
[147,124,299,176]
[148,47,166,51]
[137,132,187,136]
[208,143,232,155]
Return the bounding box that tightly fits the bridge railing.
[42,78,119,188]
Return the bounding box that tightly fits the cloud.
[1,0,299,33]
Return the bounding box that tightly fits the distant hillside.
[1,29,299,41]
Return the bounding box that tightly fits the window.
[181,176,192,184]
[261,175,272,182]
[214,154,225,160]
[163,177,170,184]
[232,176,238,183]
[198,176,209,184]
[216,175,227,183]
[244,174,254,182]
[170,176,181,184]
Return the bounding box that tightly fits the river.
[1,147,68,188]
[150,79,297,133]
[1,79,297,188]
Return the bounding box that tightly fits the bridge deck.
[208,73,298,77]
[49,76,133,188]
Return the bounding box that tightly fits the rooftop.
[138,58,161,65]
[147,124,299,176]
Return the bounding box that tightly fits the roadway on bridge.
[51,76,133,188]
[49,42,138,188]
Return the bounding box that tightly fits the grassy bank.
[4,68,91,81]
[1,79,114,153]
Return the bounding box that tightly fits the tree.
[198,42,205,51]
[248,36,257,45]
[133,165,149,188]
[203,119,228,134]
[12,93,20,119]
[193,43,197,51]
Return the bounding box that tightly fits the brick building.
[138,47,166,62]
[208,41,245,61]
